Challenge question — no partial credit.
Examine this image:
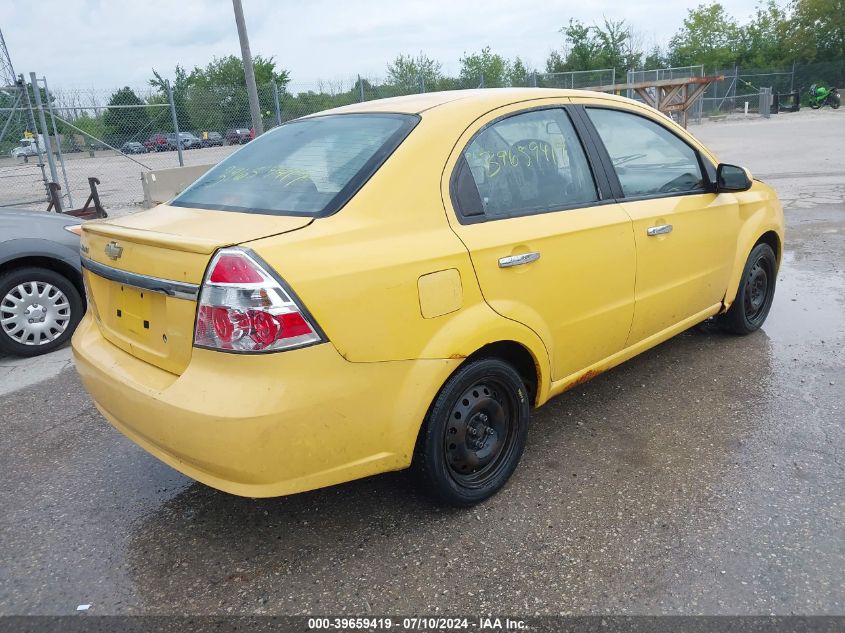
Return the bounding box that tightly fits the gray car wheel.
[0,267,83,357]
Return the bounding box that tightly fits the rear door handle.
[498,252,540,268]
[647,224,673,236]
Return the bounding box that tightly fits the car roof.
[315,88,633,116]
[0,208,80,226]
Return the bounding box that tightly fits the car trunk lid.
[81,204,312,375]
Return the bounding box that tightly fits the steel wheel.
[413,358,530,506]
[1,281,71,346]
[743,256,770,322]
[443,379,518,489]
[718,242,777,335]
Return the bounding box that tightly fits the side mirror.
[716,163,752,192]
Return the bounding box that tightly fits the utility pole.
[232,0,264,136]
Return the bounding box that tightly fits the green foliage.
[103,87,151,145]
[739,1,791,66]
[386,53,442,92]
[460,47,510,87]
[148,56,289,133]
[148,65,192,132]
[668,3,741,68]
[787,0,845,62]
[508,57,531,87]
[546,18,642,80]
[188,54,289,89]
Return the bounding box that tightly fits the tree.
[459,46,510,87]
[545,18,643,78]
[547,20,599,72]
[739,1,790,66]
[507,57,530,86]
[643,46,666,70]
[148,65,192,132]
[186,55,289,131]
[386,53,442,92]
[187,54,289,89]
[103,87,150,145]
[786,0,845,62]
[668,3,741,69]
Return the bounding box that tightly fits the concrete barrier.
[141,163,213,208]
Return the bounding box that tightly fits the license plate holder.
[111,284,155,339]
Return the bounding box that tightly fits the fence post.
[479,73,485,89]
[532,71,537,87]
[271,79,282,126]
[358,75,364,102]
[166,80,184,167]
[29,72,61,207]
[41,75,73,207]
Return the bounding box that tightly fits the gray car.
[0,209,84,356]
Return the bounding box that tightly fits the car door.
[579,104,742,345]
[443,104,636,382]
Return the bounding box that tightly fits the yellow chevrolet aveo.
[73,89,784,506]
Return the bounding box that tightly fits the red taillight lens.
[209,253,263,284]
[194,248,323,353]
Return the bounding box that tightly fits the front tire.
[412,358,530,507]
[0,267,83,357]
[718,243,777,335]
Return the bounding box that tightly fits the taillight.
[194,248,324,353]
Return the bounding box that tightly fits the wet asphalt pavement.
[0,113,843,616]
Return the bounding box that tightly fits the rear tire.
[0,266,83,357]
[718,243,777,335]
[412,358,530,507]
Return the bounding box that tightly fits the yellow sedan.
[72,89,784,506]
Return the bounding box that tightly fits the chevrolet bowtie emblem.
[104,241,123,260]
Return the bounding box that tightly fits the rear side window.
[172,113,417,216]
[586,108,705,197]
[454,109,598,219]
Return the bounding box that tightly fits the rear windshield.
[171,113,418,216]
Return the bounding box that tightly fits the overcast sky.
[5,0,760,90]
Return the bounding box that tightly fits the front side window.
[172,113,417,216]
[586,108,706,197]
[454,109,598,219]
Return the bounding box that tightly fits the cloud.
[4,0,761,89]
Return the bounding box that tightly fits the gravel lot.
[0,108,842,617]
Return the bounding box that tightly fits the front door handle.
[647,224,673,236]
[498,252,540,268]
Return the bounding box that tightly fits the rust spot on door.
[563,368,603,392]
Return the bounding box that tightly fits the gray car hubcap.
[1,281,71,346]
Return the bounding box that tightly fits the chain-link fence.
[2,60,842,215]
[697,60,845,117]
[534,68,617,89]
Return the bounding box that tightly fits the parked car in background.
[166,132,202,150]
[225,128,252,144]
[144,134,170,152]
[0,209,84,357]
[120,141,147,154]
[73,89,784,507]
[180,132,203,149]
[200,131,223,147]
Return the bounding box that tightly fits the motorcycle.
[808,83,841,109]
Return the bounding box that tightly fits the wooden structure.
[583,75,725,128]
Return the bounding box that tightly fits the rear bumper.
[72,313,458,497]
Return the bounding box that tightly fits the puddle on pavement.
[761,250,845,348]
